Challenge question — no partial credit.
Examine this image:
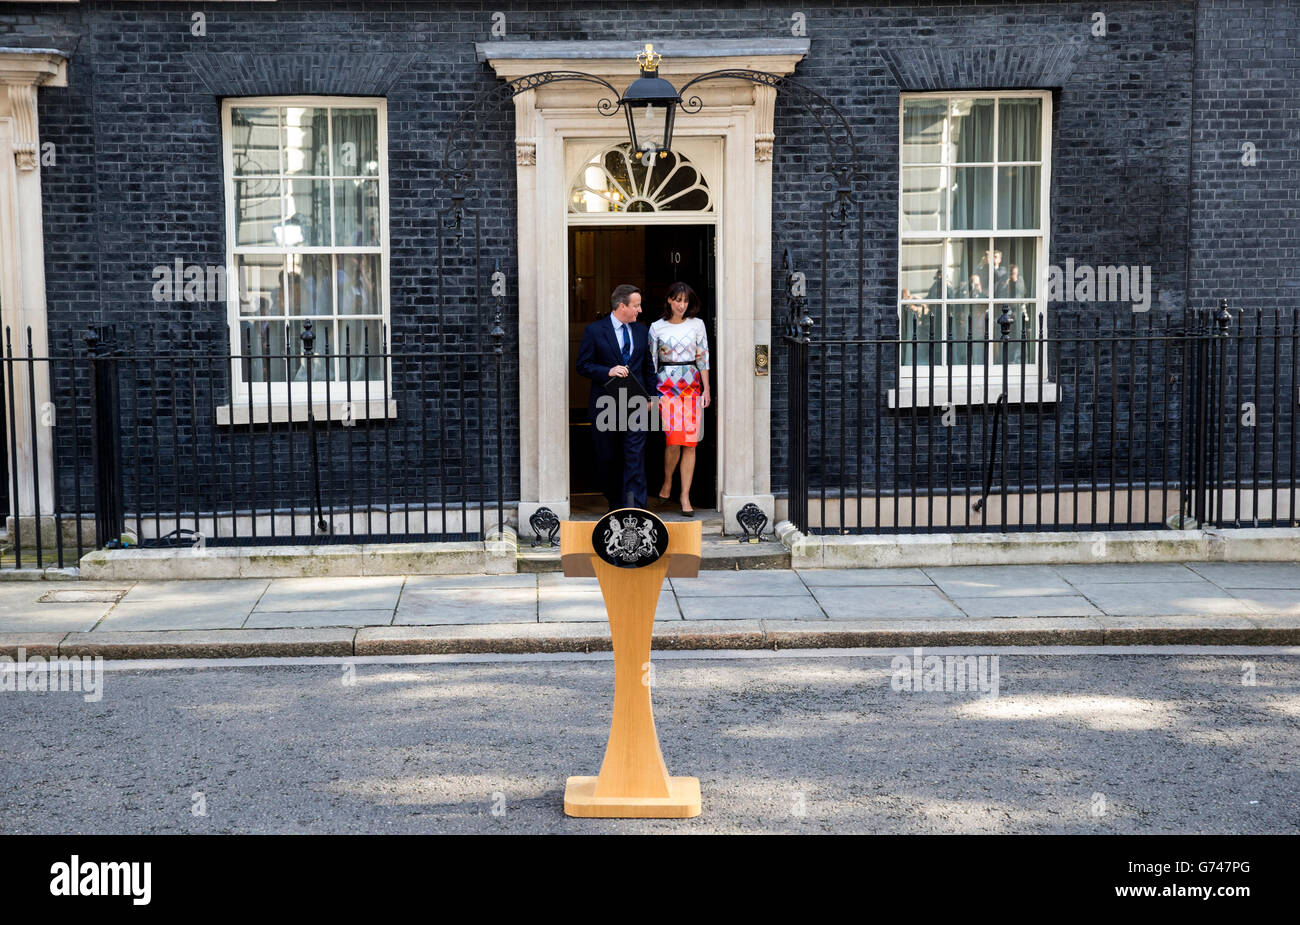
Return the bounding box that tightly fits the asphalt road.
[1,649,1296,834]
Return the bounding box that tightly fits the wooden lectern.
[560,509,702,818]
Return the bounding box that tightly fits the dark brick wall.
[1191,0,1300,318]
[3,0,1296,516]
[1184,0,1300,496]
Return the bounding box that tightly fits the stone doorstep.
[519,536,789,573]
[3,616,1294,660]
[76,538,517,581]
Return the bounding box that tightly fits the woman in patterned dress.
[649,282,711,516]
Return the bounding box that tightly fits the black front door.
[642,225,716,511]
[567,224,717,512]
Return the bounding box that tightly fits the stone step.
[519,534,788,572]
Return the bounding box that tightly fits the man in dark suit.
[576,284,655,510]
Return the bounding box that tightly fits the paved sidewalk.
[1,561,1297,658]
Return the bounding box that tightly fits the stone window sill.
[216,399,398,427]
[888,380,1059,410]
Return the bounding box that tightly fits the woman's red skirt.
[657,381,703,447]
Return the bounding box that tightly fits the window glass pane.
[950,99,993,163]
[997,166,1040,229]
[236,254,283,316]
[336,253,381,316]
[991,303,1038,364]
[286,320,331,383]
[230,108,280,175]
[240,319,288,384]
[901,99,946,165]
[234,178,282,246]
[333,179,380,246]
[998,99,1041,161]
[284,179,331,246]
[950,166,992,230]
[332,109,379,177]
[953,238,993,300]
[661,189,709,211]
[282,106,329,176]
[602,148,634,198]
[901,240,946,301]
[946,304,990,366]
[652,158,709,211]
[993,237,1036,298]
[287,253,332,316]
[337,319,384,381]
[901,166,946,232]
[336,315,382,359]
[900,300,938,368]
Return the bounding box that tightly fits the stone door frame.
[0,48,67,526]
[478,39,807,536]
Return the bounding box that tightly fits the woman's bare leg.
[679,446,697,510]
[661,445,681,498]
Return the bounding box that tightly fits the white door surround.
[0,48,67,527]
[477,39,808,535]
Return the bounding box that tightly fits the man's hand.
[608,365,629,378]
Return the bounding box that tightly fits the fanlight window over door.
[569,143,712,213]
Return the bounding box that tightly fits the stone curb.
[0,632,66,658]
[57,629,355,660]
[762,617,1107,647]
[355,623,613,656]
[8,617,1294,660]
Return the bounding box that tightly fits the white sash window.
[221,97,390,421]
[896,91,1054,407]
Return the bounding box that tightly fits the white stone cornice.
[483,55,809,84]
[0,49,69,171]
[479,39,808,89]
[0,49,69,89]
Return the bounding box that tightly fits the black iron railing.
[1,323,508,570]
[782,302,1300,534]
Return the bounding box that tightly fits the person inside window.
[978,249,1008,295]
[901,288,927,316]
[996,263,1025,299]
[901,287,935,367]
[926,268,951,300]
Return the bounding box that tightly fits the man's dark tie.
[620,323,631,365]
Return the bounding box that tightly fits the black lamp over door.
[620,44,681,161]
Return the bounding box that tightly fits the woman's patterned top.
[649,317,710,393]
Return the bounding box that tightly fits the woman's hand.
[701,388,712,409]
